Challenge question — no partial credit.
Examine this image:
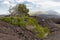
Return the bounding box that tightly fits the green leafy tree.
[18,4,29,14]
[9,4,29,16]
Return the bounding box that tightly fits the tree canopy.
[9,4,29,16]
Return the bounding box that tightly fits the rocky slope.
[0,15,60,40]
[0,20,40,40]
[36,16,60,40]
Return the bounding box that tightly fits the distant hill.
[46,10,58,15]
[37,14,60,18]
[29,11,48,16]
[29,10,60,18]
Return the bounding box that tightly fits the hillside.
[0,14,50,40]
[0,15,60,40]
[36,16,60,40]
[0,20,39,40]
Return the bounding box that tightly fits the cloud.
[39,1,60,10]
[0,0,60,15]
[53,0,60,2]
[20,0,60,11]
[15,0,24,3]
[3,1,10,5]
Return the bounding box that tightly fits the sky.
[0,0,60,15]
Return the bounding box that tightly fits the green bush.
[34,25,50,38]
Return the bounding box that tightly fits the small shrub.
[34,25,50,39]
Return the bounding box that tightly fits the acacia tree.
[9,4,29,16]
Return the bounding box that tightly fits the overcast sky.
[0,0,60,15]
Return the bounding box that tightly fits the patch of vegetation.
[0,16,38,27]
[34,25,50,39]
[0,15,50,38]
